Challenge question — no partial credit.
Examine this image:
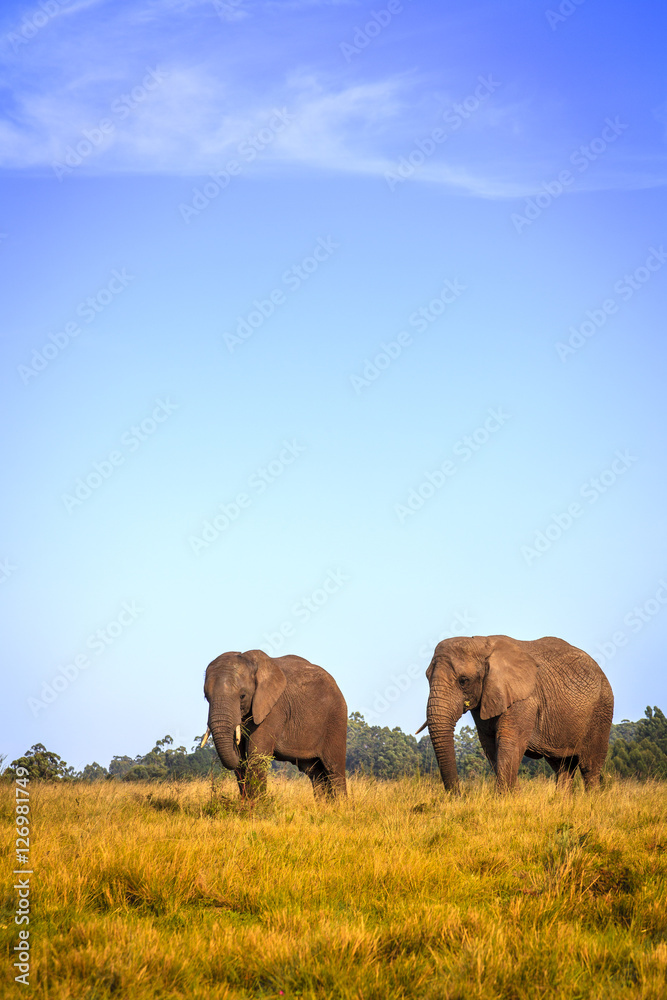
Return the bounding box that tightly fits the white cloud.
[0,63,515,196]
[1,0,665,196]
[3,63,666,200]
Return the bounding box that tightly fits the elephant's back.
[276,654,347,707]
[530,636,609,682]
[530,636,614,729]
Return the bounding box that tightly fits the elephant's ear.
[244,650,287,724]
[480,638,538,720]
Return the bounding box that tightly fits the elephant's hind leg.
[579,759,602,789]
[310,763,330,800]
[546,755,578,790]
[568,683,613,791]
[321,748,347,798]
[578,717,613,789]
[297,758,329,799]
[578,745,607,789]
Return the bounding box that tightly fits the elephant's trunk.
[427,688,462,792]
[208,706,241,771]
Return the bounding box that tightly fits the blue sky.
[1,0,666,771]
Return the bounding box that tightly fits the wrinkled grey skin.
[423,635,614,793]
[204,649,347,799]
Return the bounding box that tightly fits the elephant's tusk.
[235,725,241,745]
[200,728,210,748]
[415,721,428,734]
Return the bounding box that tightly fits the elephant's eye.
[458,676,467,687]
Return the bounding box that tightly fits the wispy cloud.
[1,0,665,196]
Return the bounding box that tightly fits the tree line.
[4,706,666,783]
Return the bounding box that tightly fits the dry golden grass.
[2,774,667,999]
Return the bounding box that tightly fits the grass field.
[3,775,667,999]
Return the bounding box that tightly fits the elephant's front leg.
[494,742,525,792]
[242,729,276,798]
[234,760,249,798]
[243,754,270,798]
[233,731,251,798]
[494,708,532,792]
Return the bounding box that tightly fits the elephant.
[419,635,614,793]
[202,649,347,799]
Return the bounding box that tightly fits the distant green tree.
[416,733,438,775]
[415,727,491,778]
[381,722,576,781]
[122,736,176,781]
[78,762,108,781]
[638,706,667,756]
[346,713,420,778]
[455,725,492,779]
[184,738,223,778]
[609,719,639,745]
[6,744,75,781]
[102,735,221,782]
[518,756,553,779]
[609,706,667,779]
[349,716,527,781]
[74,706,666,785]
[109,755,135,779]
[270,759,303,779]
